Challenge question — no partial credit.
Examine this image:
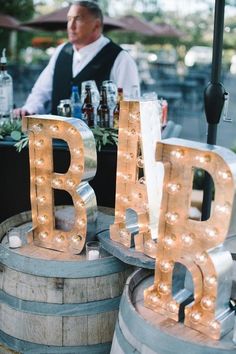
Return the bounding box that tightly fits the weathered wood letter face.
[23,115,97,254]
[144,138,236,340]
[110,100,163,258]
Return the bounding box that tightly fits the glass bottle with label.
[97,85,110,128]
[70,85,82,119]
[113,87,123,129]
[0,48,13,123]
[81,84,94,126]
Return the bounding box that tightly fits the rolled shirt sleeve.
[110,50,140,98]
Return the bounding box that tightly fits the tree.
[0,0,35,21]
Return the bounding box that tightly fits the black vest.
[51,40,122,114]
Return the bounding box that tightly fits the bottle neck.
[85,90,92,104]
[0,63,7,72]
[100,90,108,105]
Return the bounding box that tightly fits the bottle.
[70,85,82,119]
[97,85,110,128]
[81,84,94,126]
[0,48,13,122]
[113,87,123,129]
[130,84,139,99]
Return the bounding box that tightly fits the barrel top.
[98,231,155,269]
[119,268,236,354]
[0,207,127,278]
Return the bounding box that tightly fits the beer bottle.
[82,84,94,126]
[113,87,123,129]
[97,85,110,128]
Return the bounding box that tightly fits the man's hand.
[13,108,31,119]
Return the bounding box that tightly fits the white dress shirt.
[23,35,140,114]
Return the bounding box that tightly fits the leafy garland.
[0,120,118,152]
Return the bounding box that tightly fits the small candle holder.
[7,227,22,248]
[86,241,101,260]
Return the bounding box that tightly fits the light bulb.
[68,127,77,134]
[195,154,211,163]
[204,275,217,288]
[35,176,45,185]
[167,301,179,313]
[75,199,85,208]
[128,129,136,136]
[37,196,46,205]
[50,124,59,132]
[76,219,86,227]
[158,282,171,295]
[205,227,218,240]
[129,112,139,123]
[35,158,44,167]
[166,183,181,194]
[171,149,184,159]
[73,148,83,156]
[215,202,231,214]
[144,240,154,250]
[201,296,215,310]
[39,231,48,239]
[56,234,65,243]
[218,170,231,182]
[37,214,48,224]
[190,310,202,323]
[32,123,43,133]
[71,164,83,172]
[165,212,179,225]
[71,234,82,244]
[121,196,129,205]
[66,179,76,188]
[34,139,44,148]
[195,252,207,264]
[138,177,146,185]
[159,260,174,272]
[209,320,220,332]
[163,234,176,249]
[52,178,63,187]
[137,156,144,168]
[181,233,195,247]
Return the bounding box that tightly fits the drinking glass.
[81,80,100,108]
[86,241,101,260]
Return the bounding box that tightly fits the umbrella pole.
[201,0,226,220]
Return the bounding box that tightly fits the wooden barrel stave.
[0,212,132,353]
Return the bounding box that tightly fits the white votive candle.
[9,235,22,248]
[86,241,101,260]
[88,249,100,260]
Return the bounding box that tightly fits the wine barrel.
[0,211,132,354]
[111,268,236,354]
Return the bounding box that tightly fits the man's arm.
[110,50,140,98]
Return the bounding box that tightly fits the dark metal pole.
[202,0,227,220]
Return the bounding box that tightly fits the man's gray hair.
[71,1,103,25]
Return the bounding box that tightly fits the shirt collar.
[73,35,106,60]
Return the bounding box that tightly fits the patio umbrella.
[118,15,183,38]
[202,0,227,220]
[23,6,127,32]
[0,13,21,30]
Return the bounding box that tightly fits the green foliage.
[91,127,118,151]
[6,123,118,153]
[0,0,34,21]
[0,119,28,152]
[0,119,23,140]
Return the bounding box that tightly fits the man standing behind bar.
[15,0,140,117]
